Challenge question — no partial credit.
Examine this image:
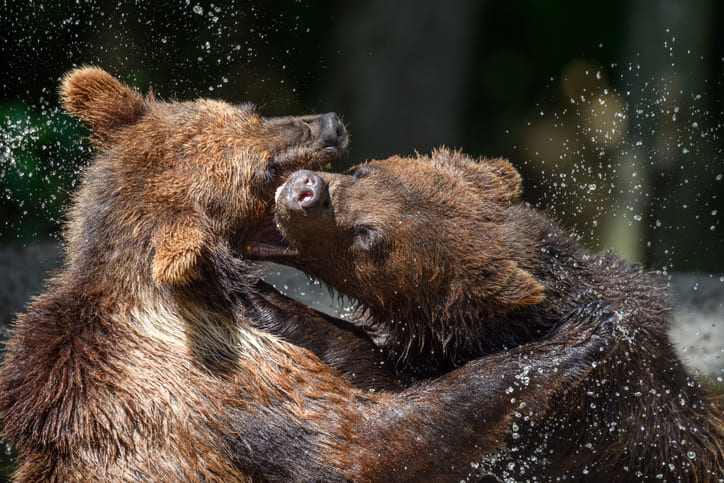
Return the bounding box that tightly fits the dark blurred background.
[1,0,723,478]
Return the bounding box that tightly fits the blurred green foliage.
[0,103,87,241]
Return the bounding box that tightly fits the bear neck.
[60,179,260,339]
[369,290,562,378]
[53,207,269,378]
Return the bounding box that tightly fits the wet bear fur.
[0,69,616,482]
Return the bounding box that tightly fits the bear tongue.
[246,215,299,259]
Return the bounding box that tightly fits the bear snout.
[317,112,347,150]
[282,169,329,216]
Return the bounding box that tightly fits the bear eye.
[349,165,372,181]
[352,225,388,258]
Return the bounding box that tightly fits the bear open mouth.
[246,215,298,258]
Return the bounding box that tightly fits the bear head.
[59,67,347,289]
[271,149,545,367]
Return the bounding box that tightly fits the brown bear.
[0,68,615,482]
[270,149,724,481]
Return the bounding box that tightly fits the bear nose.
[318,112,346,150]
[285,170,327,215]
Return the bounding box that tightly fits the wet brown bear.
[272,149,724,481]
[0,69,614,482]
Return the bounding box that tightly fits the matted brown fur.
[272,150,724,481]
[0,68,615,482]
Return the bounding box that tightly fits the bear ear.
[152,212,208,286]
[467,260,545,309]
[482,157,523,201]
[59,66,147,142]
[425,149,522,202]
[494,265,545,308]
